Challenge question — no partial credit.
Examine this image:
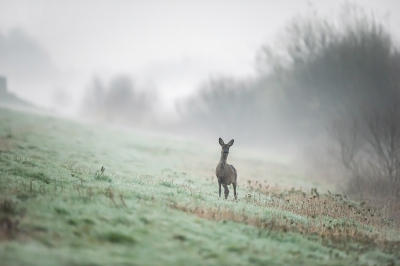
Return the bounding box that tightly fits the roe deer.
[216,138,237,199]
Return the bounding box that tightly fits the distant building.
[0,76,6,95]
[0,76,35,108]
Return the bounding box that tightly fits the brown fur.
[216,138,237,199]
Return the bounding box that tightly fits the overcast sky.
[0,0,399,114]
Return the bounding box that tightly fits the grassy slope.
[0,107,399,266]
[0,90,36,110]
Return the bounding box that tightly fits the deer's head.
[219,138,234,156]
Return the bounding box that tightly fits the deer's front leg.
[223,184,229,199]
[218,180,221,198]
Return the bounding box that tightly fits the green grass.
[0,107,399,265]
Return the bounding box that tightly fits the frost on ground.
[0,107,399,266]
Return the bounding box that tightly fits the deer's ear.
[219,138,224,146]
[228,139,234,146]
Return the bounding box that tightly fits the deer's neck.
[219,153,228,166]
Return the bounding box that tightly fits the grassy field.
[0,106,399,266]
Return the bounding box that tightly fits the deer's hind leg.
[233,182,237,199]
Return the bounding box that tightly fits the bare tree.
[81,75,157,127]
[329,103,400,203]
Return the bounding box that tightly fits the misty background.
[1,0,400,206]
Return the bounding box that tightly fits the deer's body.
[216,138,237,199]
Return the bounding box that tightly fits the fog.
[1,1,400,200]
[1,1,398,113]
